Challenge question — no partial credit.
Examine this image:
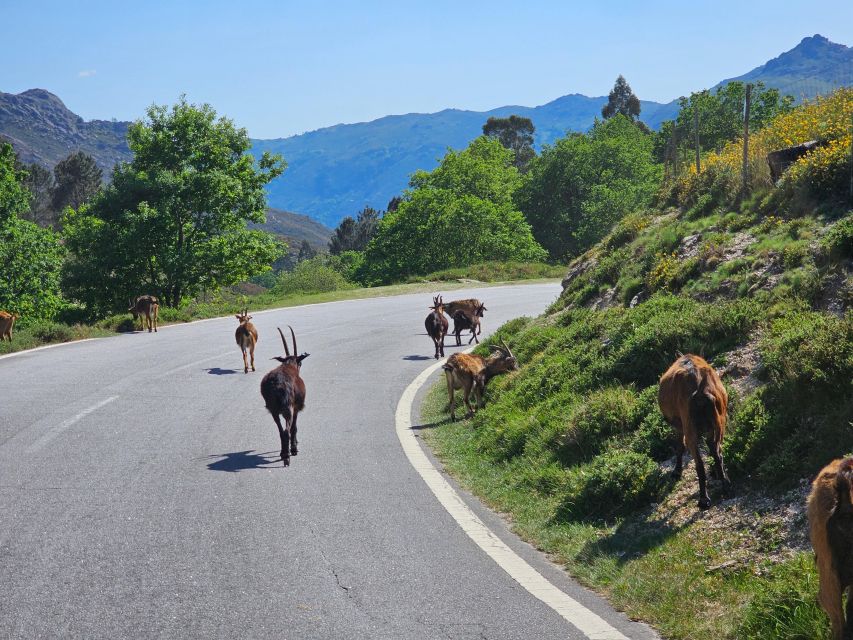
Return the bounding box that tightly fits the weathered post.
[742,84,752,197]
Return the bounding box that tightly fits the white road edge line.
[395,358,629,640]
[27,395,119,453]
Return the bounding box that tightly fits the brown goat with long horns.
[808,457,853,640]
[260,327,310,466]
[234,308,258,373]
[425,295,449,359]
[443,341,518,420]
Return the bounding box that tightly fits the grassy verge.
[0,276,560,357]
[408,261,566,283]
[420,383,826,639]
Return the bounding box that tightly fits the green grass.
[0,276,560,356]
[407,261,566,283]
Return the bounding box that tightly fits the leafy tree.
[297,239,317,262]
[329,206,381,254]
[667,81,794,156]
[0,216,65,320]
[483,115,536,172]
[516,116,661,260]
[51,151,102,212]
[0,143,65,320]
[0,143,29,225]
[386,196,402,212]
[62,98,286,314]
[21,163,57,227]
[359,136,546,284]
[602,75,641,121]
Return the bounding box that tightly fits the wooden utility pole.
[672,125,679,176]
[742,84,752,197]
[694,109,701,173]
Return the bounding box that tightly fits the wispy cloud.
[77,69,97,78]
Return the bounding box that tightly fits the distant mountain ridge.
[2,34,850,227]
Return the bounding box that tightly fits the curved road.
[0,283,657,639]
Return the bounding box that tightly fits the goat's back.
[235,322,258,347]
[260,364,306,415]
[658,354,728,434]
[810,458,853,586]
[425,310,448,336]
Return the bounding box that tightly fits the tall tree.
[62,98,286,314]
[359,137,546,284]
[328,206,381,254]
[52,151,102,212]
[482,115,536,172]
[0,143,30,225]
[602,75,641,121]
[21,163,57,227]
[297,239,317,262]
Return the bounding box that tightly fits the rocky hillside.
[0,89,131,171]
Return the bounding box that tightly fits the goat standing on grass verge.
[658,353,731,509]
[128,295,159,333]
[425,295,448,359]
[443,341,518,420]
[234,308,258,373]
[444,299,486,336]
[0,311,18,342]
[260,327,309,466]
[808,457,853,640]
[451,303,486,346]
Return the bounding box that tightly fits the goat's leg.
[272,413,290,466]
[242,348,249,374]
[432,336,440,359]
[455,326,462,347]
[686,432,710,509]
[290,411,298,456]
[707,435,733,496]
[439,331,445,358]
[249,342,255,372]
[469,327,479,344]
[147,313,153,333]
[669,418,685,479]
[446,372,457,421]
[462,378,475,417]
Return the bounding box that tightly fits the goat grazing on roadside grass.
[451,303,486,346]
[443,341,518,420]
[260,327,309,466]
[234,308,258,373]
[0,311,18,342]
[425,295,449,359]
[128,295,159,333]
[658,353,731,509]
[444,298,486,336]
[808,457,853,640]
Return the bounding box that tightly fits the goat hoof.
[698,496,711,510]
[291,448,298,456]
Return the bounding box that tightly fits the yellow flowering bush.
[674,88,853,206]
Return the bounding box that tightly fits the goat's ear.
[235,315,242,320]
[297,352,310,363]
[272,356,288,363]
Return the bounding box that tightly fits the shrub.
[629,385,674,461]
[275,257,355,295]
[557,449,665,522]
[822,213,853,261]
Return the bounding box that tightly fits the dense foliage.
[329,206,380,254]
[516,115,662,260]
[601,75,641,122]
[62,99,286,314]
[358,136,546,284]
[482,115,536,172]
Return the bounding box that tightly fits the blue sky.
[1,1,851,138]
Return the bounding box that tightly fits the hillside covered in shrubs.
[423,88,852,638]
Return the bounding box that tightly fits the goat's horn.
[277,327,290,356]
[289,325,297,355]
[501,339,514,358]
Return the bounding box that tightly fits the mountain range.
[2,34,851,227]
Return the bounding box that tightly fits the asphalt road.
[0,283,657,639]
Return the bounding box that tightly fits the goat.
[260,327,309,466]
[451,304,485,346]
[658,353,731,509]
[425,295,448,359]
[808,457,853,640]
[0,311,18,342]
[443,341,518,420]
[128,295,159,333]
[444,298,486,336]
[234,308,258,373]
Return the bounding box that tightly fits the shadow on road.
[205,367,239,375]
[402,355,432,361]
[206,450,282,471]
[411,418,451,431]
